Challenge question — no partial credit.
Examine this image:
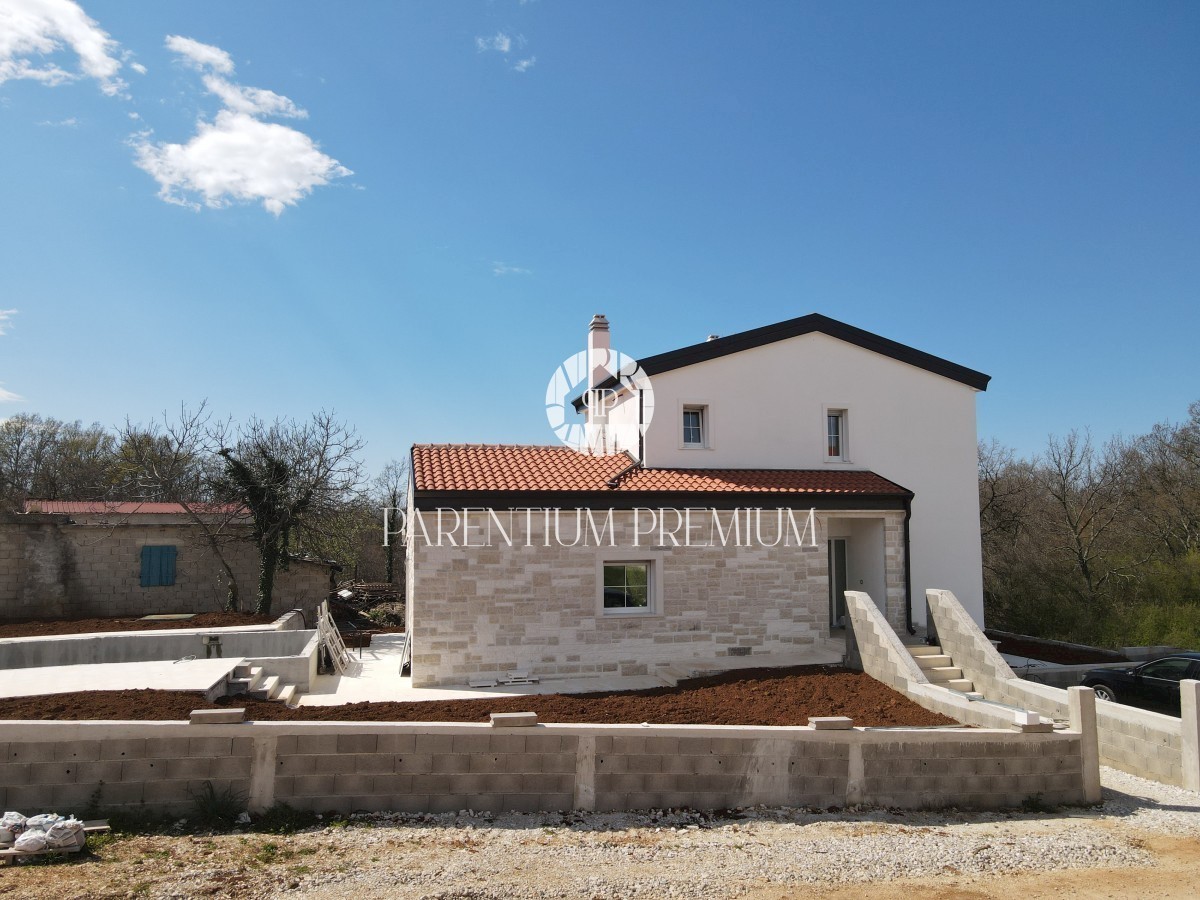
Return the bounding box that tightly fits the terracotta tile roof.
[616,467,909,494]
[411,445,910,496]
[412,445,635,493]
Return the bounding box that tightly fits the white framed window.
[825,408,849,462]
[597,554,662,617]
[682,406,705,447]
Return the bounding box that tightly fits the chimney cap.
[589,314,610,330]
[706,334,719,341]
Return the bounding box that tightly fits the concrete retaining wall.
[926,589,1198,790]
[0,718,1092,816]
[0,627,315,671]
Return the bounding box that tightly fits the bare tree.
[1037,430,1138,601]
[118,403,247,611]
[374,459,409,585]
[0,414,119,509]
[217,411,364,615]
[1127,409,1200,560]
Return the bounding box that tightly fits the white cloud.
[0,309,18,401]
[513,56,536,73]
[201,73,306,119]
[37,115,77,126]
[164,34,233,75]
[134,110,349,216]
[134,35,349,216]
[0,0,126,95]
[492,262,531,277]
[129,61,145,75]
[476,32,513,54]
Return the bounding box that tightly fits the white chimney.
[588,314,611,390]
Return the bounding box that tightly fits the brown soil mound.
[0,665,956,727]
[0,612,275,639]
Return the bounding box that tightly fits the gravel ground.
[4,766,1198,899]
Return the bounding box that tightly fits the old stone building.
[0,502,336,620]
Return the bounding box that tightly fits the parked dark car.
[1080,652,1200,713]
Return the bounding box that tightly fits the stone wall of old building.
[408,508,905,687]
[0,514,333,620]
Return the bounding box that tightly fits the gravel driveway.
[3,767,1198,899]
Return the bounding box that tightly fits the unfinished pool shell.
[0,611,319,703]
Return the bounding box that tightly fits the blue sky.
[1,0,1197,475]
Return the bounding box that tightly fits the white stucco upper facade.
[596,327,986,626]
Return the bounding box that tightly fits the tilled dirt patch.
[0,665,955,727]
[0,612,275,639]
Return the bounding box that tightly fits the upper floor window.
[682,406,706,448]
[826,409,848,461]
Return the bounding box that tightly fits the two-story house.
[406,313,989,687]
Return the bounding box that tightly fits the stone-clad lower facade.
[407,508,905,687]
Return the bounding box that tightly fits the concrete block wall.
[409,509,904,687]
[926,589,1195,789]
[844,590,1017,729]
[0,518,331,621]
[0,730,254,814]
[0,719,1092,816]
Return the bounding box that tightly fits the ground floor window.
[603,561,651,612]
[140,545,177,587]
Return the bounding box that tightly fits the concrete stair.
[226,664,264,694]
[227,665,301,707]
[248,674,281,700]
[908,644,975,694]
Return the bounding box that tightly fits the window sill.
[602,607,660,618]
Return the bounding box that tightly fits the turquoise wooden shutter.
[140,546,154,586]
[140,546,178,587]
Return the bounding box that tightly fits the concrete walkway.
[0,656,240,699]
[297,635,845,706]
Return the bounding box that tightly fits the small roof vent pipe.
[706,334,719,341]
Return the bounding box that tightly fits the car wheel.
[1092,683,1118,703]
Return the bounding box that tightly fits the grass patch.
[187,781,247,831]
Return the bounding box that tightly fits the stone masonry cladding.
[408,509,905,687]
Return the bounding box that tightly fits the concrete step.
[907,645,944,657]
[924,666,964,683]
[945,678,976,692]
[226,666,264,695]
[248,674,281,700]
[914,654,954,669]
[275,683,298,707]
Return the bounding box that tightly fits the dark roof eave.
[573,313,990,409]
[413,489,912,511]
